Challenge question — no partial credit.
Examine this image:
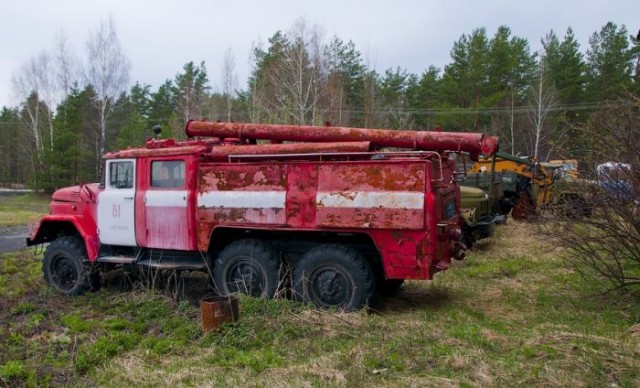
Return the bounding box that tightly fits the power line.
[0,100,630,126]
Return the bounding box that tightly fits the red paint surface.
[145,206,190,250]
[193,157,460,280]
[314,162,426,230]
[316,163,426,192]
[199,164,287,192]
[315,207,424,230]
[286,164,319,228]
[31,121,470,283]
[135,155,197,251]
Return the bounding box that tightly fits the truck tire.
[42,236,92,295]
[213,239,281,298]
[460,224,474,249]
[292,244,375,311]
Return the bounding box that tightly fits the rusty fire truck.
[27,121,498,310]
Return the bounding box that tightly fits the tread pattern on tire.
[42,236,91,295]
[293,244,375,311]
[213,238,281,298]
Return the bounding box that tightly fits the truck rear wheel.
[292,244,375,311]
[213,239,281,298]
[42,236,92,295]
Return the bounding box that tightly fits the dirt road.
[0,225,30,253]
[0,190,37,254]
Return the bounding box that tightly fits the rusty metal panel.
[285,164,319,228]
[315,162,426,230]
[207,141,371,161]
[104,145,208,159]
[197,164,287,225]
[368,230,428,279]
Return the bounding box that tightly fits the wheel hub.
[312,268,350,307]
[53,257,78,290]
[227,260,264,296]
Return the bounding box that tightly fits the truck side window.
[109,161,134,189]
[151,160,185,188]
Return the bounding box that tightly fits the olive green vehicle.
[454,156,504,249]
[542,160,593,217]
[458,185,500,249]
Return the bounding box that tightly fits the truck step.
[137,249,208,271]
[136,259,207,271]
[97,256,137,264]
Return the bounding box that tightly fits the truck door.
[144,159,191,250]
[98,159,137,246]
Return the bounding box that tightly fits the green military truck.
[459,185,497,248]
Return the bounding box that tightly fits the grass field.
[0,193,50,227]
[1,218,638,386]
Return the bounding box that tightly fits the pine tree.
[542,28,585,107]
[49,87,97,190]
[411,66,442,129]
[585,22,634,102]
[325,38,367,126]
[109,84,151,150]
[173,61,210,126]
[441,28,490,130]
[0,108,26,185]
[148,80,176,132]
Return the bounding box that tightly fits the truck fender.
[27,215,100,260]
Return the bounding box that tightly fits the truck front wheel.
[292,244,375,311]
[42,236,92,295]
[213,239,281,298]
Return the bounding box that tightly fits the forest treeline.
[1,19,638,191]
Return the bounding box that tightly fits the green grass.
[0,193,50,227]
[0,220,638,386]
[0,251,42,298]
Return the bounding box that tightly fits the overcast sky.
[0,0,637,109]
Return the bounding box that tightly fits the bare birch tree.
[34,52,61,154]
[10,52,57,162]
[361,48,383,128]
[363,70,382,128]
[85,17,130,159]
[10,30,81,188]
[527,58,557,160]
[54,31,78,100]
[247,39,269,123]
[269,19,325,124]
[222,48,238,122]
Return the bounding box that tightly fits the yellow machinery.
[468,152,554,219]
[543,159,579,180]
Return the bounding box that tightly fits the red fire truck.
[27,121,498,310]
